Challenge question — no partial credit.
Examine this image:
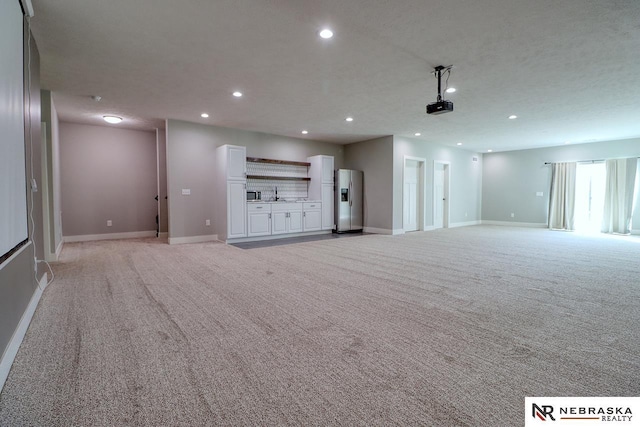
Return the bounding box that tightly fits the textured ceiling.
[30,0,640,151]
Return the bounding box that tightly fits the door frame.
[433,160,451,229]
[403,156,426,232]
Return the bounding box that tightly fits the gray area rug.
[1,226,638,426]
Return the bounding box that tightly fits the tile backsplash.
[246,161,309,200]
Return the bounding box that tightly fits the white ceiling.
[30,0,640,152]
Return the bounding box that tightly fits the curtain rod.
[544,157,639,165]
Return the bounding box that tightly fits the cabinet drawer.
[271,203,301,212]
[247,203,271,212]
[303,202,321,210]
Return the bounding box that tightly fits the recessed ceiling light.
[414,132,421,136]
[457,142,463,146]
[301,130,308,134]
[487,149,493,152]
[103,115,122,124]
[201,113,209,118]
[319,28,334,39]
[508,115,518,119]
[233,91,243,97]
[445,88,456,93]
[345,117,354,122]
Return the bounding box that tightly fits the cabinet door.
[322,156,334,183]
[289,210,303,233]
[303,210,322,231]
[271,211,288,235]
[248,211,271,237]
[227,145,246,180]
[227,181,247,238]
[321,183,334,230]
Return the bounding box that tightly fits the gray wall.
[343,136,395,231]
[1,22,43,361]
[157,129,168,234]
[165,119,344,240]
[59,123,158,237]
[482,138,640,227]
[41,90,62,257]
[393,136,483,231]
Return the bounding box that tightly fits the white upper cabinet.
[308,155,334,185]
[226,145,247,180]
[321,156,334,183]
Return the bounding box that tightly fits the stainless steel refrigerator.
[335,169,363,232]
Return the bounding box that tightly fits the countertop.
[247,200,321,203]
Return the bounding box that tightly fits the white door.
[271,211,288,235]
[227,181,247,238]
[248,211,271,236]
[303,210,322,231]
[433,162,449,229]
[403,160,419,232]
[289,210,303,233]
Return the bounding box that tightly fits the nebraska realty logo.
[525,397,639,426]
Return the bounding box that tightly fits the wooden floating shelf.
[246,157,311,167]
[247,175,311,181]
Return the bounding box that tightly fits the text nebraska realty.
[561,406,632,422]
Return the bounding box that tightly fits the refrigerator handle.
[349,181,353,207]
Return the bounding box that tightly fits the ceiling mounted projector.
[426,65,454,115]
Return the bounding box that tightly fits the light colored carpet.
[0,226,638,426]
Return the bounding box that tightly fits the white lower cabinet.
[271,203,303,235]
[303,202,322,231]
[247,204,271,237]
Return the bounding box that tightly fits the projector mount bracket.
[431,65,453,102]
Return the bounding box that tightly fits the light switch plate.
[536,191,543,197]
[182,189,191,195]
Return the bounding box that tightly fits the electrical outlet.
[465,212,468,217]
[107,220,113,227]
[510,213,515,218]
[182,189,191,195]
[205,219,210,226]
[536,191,544,197]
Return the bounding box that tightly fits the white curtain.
[548,162,577,230]
[601,158,637,234]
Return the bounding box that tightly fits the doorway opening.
[403,157,425,232]
[574,162,605,233]
[433,161,450,229]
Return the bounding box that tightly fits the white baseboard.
[168,234,218,245]
[449,220,481,228]
[363,227,393,235]
[158,232,168,238]
[482,220,547,228]
[64,230,156,243]
[55,239,63,259]
[631,230,640,236]
[0,272,48,393]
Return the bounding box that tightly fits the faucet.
[274,186,279,201]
